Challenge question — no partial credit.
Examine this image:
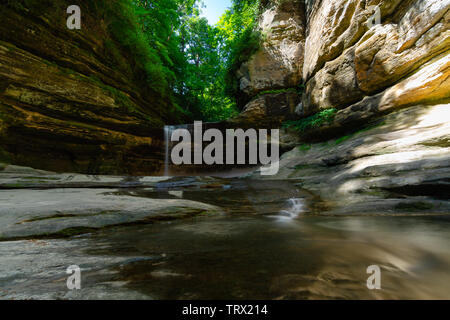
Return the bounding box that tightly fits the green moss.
[298,144,312,152]
[49,227,98,238]
[334,121,386,145]
[294,164,310,170]
[335,135,352,145]
[21,176,59,180]
[395,202,434,211]
[2,183,27,188]
[297,83,305,94]
[20,210,120,224]
[0,226,98,242]
[225,28,262,102]
[283,108,337,133]
[421,138,450,148]
[256,88,297,98]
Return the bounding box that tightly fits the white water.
[278,198,304,220]
[164,125,172,177]
[164,125,188,177]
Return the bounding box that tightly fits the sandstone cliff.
[0,0,179,175]
[242,0,450,214]
[229,0,306,127]
[233,0,449,128]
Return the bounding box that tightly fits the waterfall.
[164,125,172,177]
[164,124,186,177]
[279,198,304,220]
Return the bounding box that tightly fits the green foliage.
[218,1,261,106]
[334,135,352,145]
[105,0,173,97]
[224,28,261,101]
[395,202,434,211]
[131,0,243,122]
[5,0,54,12]
[283,109,338,133]
[6,0,259,122]
[298,144,312,152]
[255,88,299,98]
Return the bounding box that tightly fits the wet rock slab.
[0,164,170,189]
[0,188,221,240]
[0,238,155,300]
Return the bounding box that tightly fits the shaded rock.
[302,0,450,113]
[248,104,450,215]
[0,164,169,189]
[0,188,221,240]
[302,47,364,115]
[0,2,178,175]
[237,0,305,101]
[227,91,301,128]
[0,238,155,300]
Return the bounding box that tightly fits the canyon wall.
[229,0,306,127]
[233,0,449,132]
[0,0,179,175]
[242,0,450,214]
[301,0,449,135]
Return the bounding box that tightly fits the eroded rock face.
[250,104,450,215]
[238,0,306,98]
[231,0,305,125]
[236,0,449,125]
[302,0,450,114]
[227,91,300,128]
[237,0,450,212]
[0,1,178,175]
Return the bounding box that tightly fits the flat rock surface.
[0,187,221,240]
[249,104,450,215]
[0,165,169,189]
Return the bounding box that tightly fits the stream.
[1,178,450,300]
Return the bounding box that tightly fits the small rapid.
[278,198,305,221]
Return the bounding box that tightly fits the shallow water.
[1,178,450,300]
[86,179,450,300]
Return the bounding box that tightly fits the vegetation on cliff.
[0,0,266,173]
[3,0,263,123]
[131,0,262,121]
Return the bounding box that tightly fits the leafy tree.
[129,0,261,122]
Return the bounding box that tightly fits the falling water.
[164,125,171,177]
[278,198,304,220]
[164,124,187,177]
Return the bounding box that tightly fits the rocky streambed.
[1,161,450,300]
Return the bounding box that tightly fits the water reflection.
[86,179,450,300]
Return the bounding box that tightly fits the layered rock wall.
[302,0,450,122]
[234,0,449,130]
[243,0,450,214]
[230,0,306,127]
[0,0,178,175]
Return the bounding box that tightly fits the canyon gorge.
[0,0,449,300]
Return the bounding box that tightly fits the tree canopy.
[130,0,261,122]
